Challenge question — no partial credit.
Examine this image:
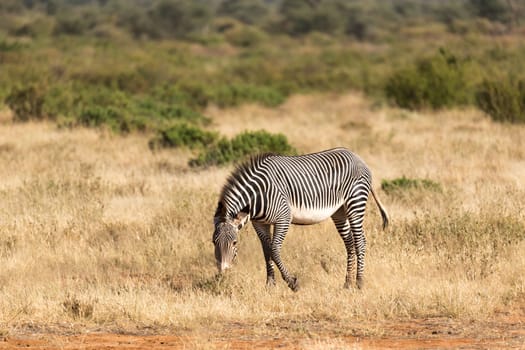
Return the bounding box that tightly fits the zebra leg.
[252,222,275,287]
[345,181,370,289]
[271,221,299,291]
[348,211,367,290]
[331,207,355,289]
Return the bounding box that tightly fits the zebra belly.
[290,204,342,225]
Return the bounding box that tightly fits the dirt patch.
[0,332,517,350]
[1,313,524,350]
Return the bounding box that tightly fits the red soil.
[2,309,524,349]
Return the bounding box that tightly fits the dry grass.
[0,94,524,338]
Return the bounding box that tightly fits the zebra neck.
[220,162,263,219]
[222,192,251,218]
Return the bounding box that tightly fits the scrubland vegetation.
[2,0,525,148]
[0,95,524,342]
[1,0,525,346]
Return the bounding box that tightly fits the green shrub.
[73,86,133,115]
[134,97,210,125]
[76,100,210,134]
[40,83,210,132]
[212,84,286,108]
[78,106,135,133]
[148,0,212,39]
[189,137,235,167]
[217,1,269,26]
[224,25,266,47]
[190,130,296,167]
[173,82,214,109]
[53,87,137,132]
[5,84,48,121]
[53,10,99,36]
[277,50,370,93]
[230,130,295,156]
[475,79,525,123]
[0,37,23,52]
[279,0,346,36]
[381,176,442,195]
[149,124,218,150]
[160,81,288,110]
[384,67,424,110]
[385,49,469,110]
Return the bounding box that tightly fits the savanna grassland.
[2,1,525,348]
[0,94,524,348]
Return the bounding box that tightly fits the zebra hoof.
[266,277,276,288]
[356,279,364,290]
[343,281,353,290]
[288,277,299,292]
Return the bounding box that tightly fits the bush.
[217,0,269,26]
[385,49,469,110]
[0,37,23,52]
[41,85,75,119]
[76,99,211,134]
[4,79,215,132]
[189,137,235,167]
[279,0,346,36]
[78,105,137,133]
[149,124,218,150]
[5,84,48,121]
[475,79,525,123]
[190,130,296,167]
[212,84,286,107]
[160,81,288,110]
[277,50,368,93]
[41,83,210,132]
[223,24,266,47]
[381,176,442,195]
[51,86,137,132]
[171,82,214,110]
[134,97,210,125]
[53,10,99,36]
[230,130,296,156]
[469,0,513,24]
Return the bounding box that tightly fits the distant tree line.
[2,0,525,131]
[1,0,523,40]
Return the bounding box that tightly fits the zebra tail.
[370,187,389,230]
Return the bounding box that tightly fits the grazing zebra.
[212,147,388,291]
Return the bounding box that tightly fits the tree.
[279,0,345,35]
[469,0,512,23]
[149,0,211,38]
[217,0,269,25]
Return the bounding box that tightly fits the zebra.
[212,147,389,291]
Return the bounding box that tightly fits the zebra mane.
[219,153,276,206]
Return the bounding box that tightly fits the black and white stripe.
[214,147,389,291]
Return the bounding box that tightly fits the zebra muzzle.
[218,262,231,274]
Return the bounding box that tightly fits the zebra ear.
[234,207,250,230]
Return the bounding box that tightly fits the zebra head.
[213,203,250,273]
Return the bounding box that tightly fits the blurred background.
[1,0,524,162]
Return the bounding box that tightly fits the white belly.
[290,204,341,225]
